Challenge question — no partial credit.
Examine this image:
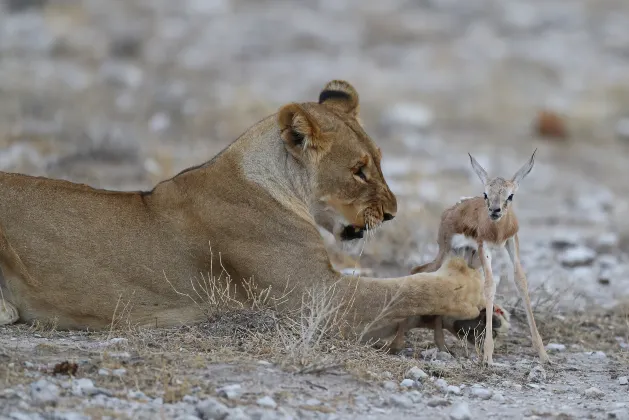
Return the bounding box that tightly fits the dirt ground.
[1,0,629,419]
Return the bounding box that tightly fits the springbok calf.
[411,151,549,365]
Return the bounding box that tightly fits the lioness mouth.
[339,224,365,241]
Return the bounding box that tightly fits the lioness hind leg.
[0,299,19,325]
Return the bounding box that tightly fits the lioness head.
[278,80,397,241]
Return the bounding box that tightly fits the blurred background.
[2,0,629,312]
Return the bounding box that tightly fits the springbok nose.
[383,212,395,221]
[490,208,501,214]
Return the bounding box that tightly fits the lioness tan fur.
[0,80,485,346]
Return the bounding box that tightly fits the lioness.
[0,80,485,348]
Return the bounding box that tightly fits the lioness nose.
[383,212,395,221]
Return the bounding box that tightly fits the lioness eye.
[507,194,513,201]
[354,167,367,181]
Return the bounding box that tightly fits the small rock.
[225,408,249,420]
[615,118,629,141]
[304,398,321,406]
[535,110,568,139]
[420,348,438,359]
[216,384,241,399]
[382,381,398,391]
[428,397,449,407]
[72,379,96,396]
[550,231,581,249]
[388,394,413,409]
[492,392,505,403]
[586,351,607,359]
[112,368,127,377]
[149,112,171,133]
[400,379,415,388]
[405,366,429,381]
[50,412,90,420]
[98,368,110,376]
[450,401,472,420]
[256,396,277,409]
[528,366,547,383]
[558,247,596,267]
[257,360,272,366]
[545,343,566,352]
[435,351,453,361]
[470,387,492,400]
[109,33,143,58]
[595,233,619,251]
[30,379,59,406]
[618,376,628,385]
[434,378,449,392]
[196,398,229,420]
[584,387,605,399]
[447,385,462,395]
[382,102,434,131]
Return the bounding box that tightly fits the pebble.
[428,397,449,407]
[225,408,250,420]
[435,351,453,361]
[558,246,596,267]
[447,385,462,395]
[545,343,566,352]
[216,384,241,399]
[434,378,449,392]
[585,351,607,359]
[615,118,629,141]
[196,398,230,420]
[400,379,415,388]
[584,387,605,399]
[469,386,492,400]
[30,379,59,406]
[256,396,277,409]
[388,393,414,409]
[528,365,547,383]
[618,376,628,385]
[492,392,505,403]
[112,368,127,377]
[405,366,429,381]
[449,401,472,420]
[382,381,398,391]
[71,378,96,396]
[98,368,110,376]
[382,102,434,131]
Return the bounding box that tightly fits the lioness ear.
[318,80,360,117]
[278,103,329,161]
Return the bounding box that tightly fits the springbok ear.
[511,149,537,185]
[468,153,489,185]
[318,80,360,117]
[278,103,329,161]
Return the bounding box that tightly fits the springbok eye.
[354,166,367,181]
[507,194,513,201]
[483,193,488,200]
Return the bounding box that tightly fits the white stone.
[388,393,413,409]
[216,384,241,399]
[447,385,462,395]
[434,378,449,392]
[618,376,628,385]
[30,379,59,406]
[584,387,605,398]
[256,396,277,409]
[558,246,596,267]
[400,379,415,388]
[528,365,547,383]
[615,118,629,140]
[492,392,505,402]
[405,366,429,381]
[196,398,229,419]
[383,102,434,130]
[449,401,472,420]
[545,343,566,352]
[470,387,492,400]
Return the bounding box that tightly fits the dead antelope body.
[411,151,549,365]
